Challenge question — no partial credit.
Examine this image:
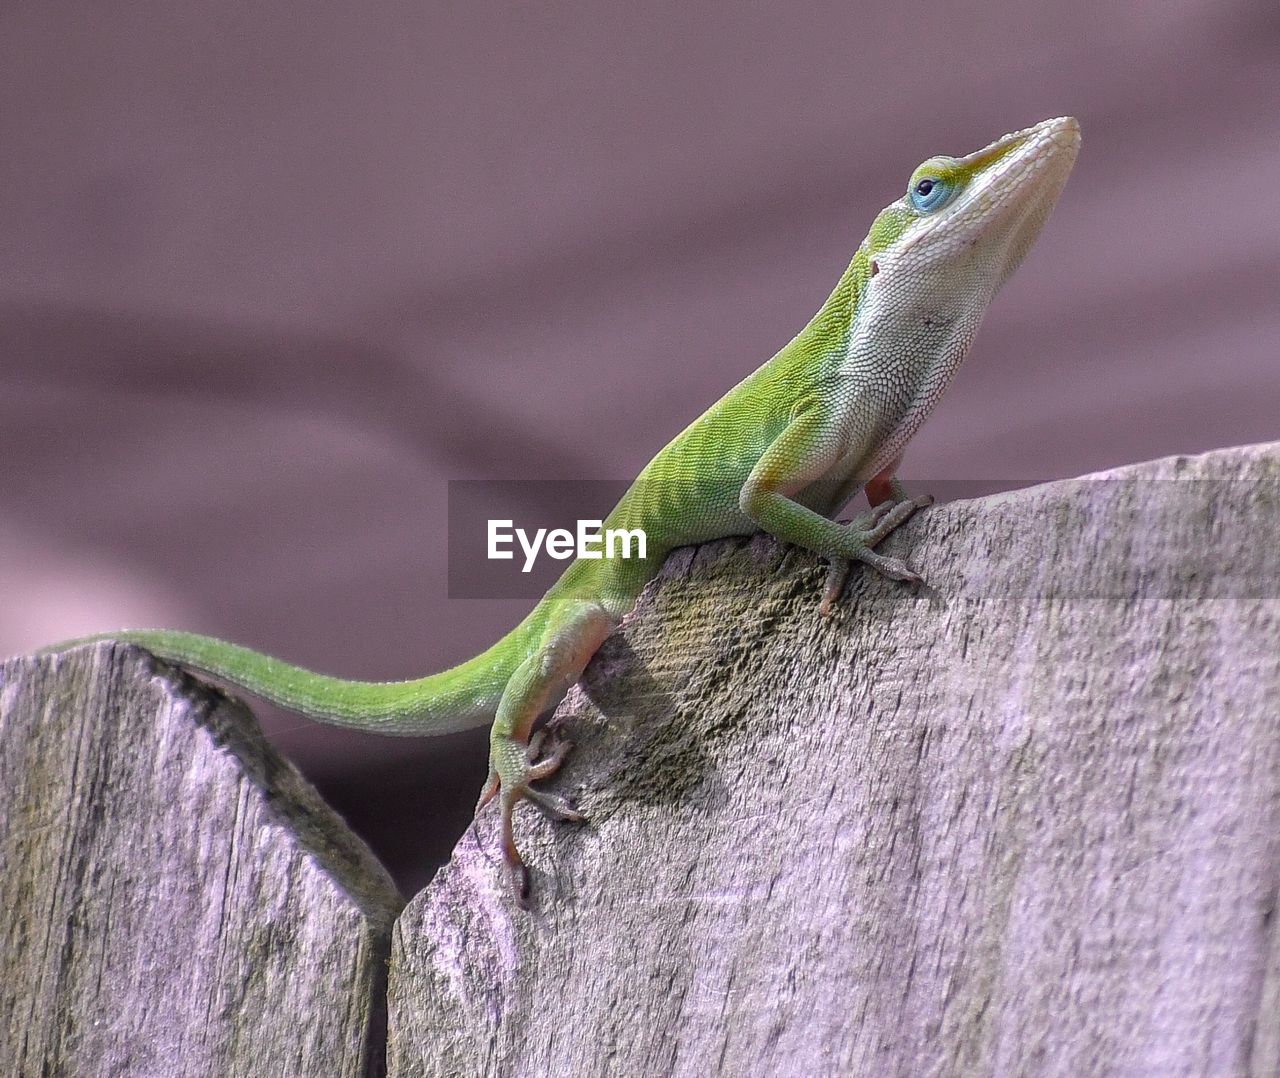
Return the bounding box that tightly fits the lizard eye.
[909,175,952,213]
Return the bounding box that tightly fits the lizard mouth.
[900,116,1080,275]
[947,116,1079,265]
[969,116,1080,217]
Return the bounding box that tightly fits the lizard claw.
[820,559,849,618]
[525,729,584,820]
[475,769,500,814]
[819,492,933,613]
[526,728,574,781]
[853,549,924,584]
[524,786,585,823]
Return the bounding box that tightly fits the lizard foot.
[475,728,584,907]
[820,493,933,616]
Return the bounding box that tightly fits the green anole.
[49,117,1079,903]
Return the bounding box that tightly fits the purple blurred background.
[3,2,1277,893]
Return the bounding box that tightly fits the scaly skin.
[47,117,1080,904]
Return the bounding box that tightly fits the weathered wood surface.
[390,443,1280,1078]
[0,643,403,1078]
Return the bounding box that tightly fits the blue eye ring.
[909,175,952,213]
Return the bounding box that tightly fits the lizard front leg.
[819,456,933,616]
[739,416,931,616]
[475,599,615,905]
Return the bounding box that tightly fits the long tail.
[44,621,537,736]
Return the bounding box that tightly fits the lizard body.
[50,117,1080,900]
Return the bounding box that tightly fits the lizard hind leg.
[476,599,615,905]
[473,728,575,816]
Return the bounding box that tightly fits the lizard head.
[863,116,1080,297]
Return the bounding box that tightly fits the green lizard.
[49,117,1079,902]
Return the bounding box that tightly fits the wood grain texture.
[389,443,1280,1078]
[0,642,403,1078]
